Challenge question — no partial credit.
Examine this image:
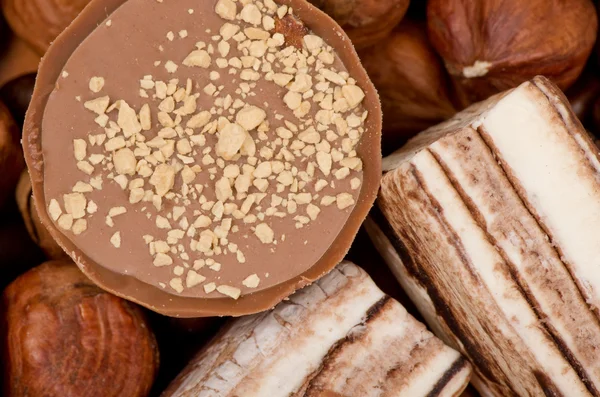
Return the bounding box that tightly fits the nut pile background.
[0,0,598,396]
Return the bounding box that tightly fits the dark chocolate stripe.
[534,371,565,397]
[300,296,391,397]
[409,166,481,285]
[426,356,469,397]
[429,147,599,397]
[304,296,466,397]
[409,164,527,393]
[365,295,391,321]
[371,197,509,390]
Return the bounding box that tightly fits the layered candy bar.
[369,76,600,396]
[161,262,471,397]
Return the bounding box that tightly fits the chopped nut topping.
[84,96,110,114]
[204,282,217,293]
[72,219,88,235]
[89,77,105,93]
[110,232,121,248]
[170,278,184,293]
[216,285,241,299]
[242,274,260,288]
[236,106,266,131]
[58,214,73,230]
[186,270,206,288]
[73,139,87,161]
[216,123,247,160]
[49,0,367,298]
[48,199,62,221]
[255,223,274,244]
[215,0,237,20]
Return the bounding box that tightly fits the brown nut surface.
[0,37,40,88]
[2,260,159,397]
[359,22,457,153]
[427,0,598,104]
[0,73,36,127]
[2,0,91,54]
[308,0,409,49]
[15,170,68,260]
[0,100,24,210]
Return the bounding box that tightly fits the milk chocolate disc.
[23,0,381,317]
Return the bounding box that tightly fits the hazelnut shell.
[2,260,159,397]
[0,73,36,127]
[427,0,599,104]
[359,22,458,153]
[2,0,91,54]
[308,0,409,49]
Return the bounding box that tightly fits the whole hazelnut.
[15,170,68,260]
[0,73,36,128]
[359,22,458,153]
[427,0,598,104]
[308,0,410,49]
[0,101,25,211]
[2,260,159,397]
[2,0,91,54]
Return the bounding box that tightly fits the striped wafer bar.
[161,262,471,397]
[371,76,600,396]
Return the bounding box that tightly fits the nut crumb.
[170,278,184,293]
[48,199,62,221]
[110,232,121,248]
[57,214,73,230]
[72,219,88,235]
[89,77,105,93]
[186,270,206,288]
[204,282,217,293]
[242,274,260,288]
[217,285,241,299]
[255,223,274,244]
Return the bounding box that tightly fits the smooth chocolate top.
[24,0,382,317]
